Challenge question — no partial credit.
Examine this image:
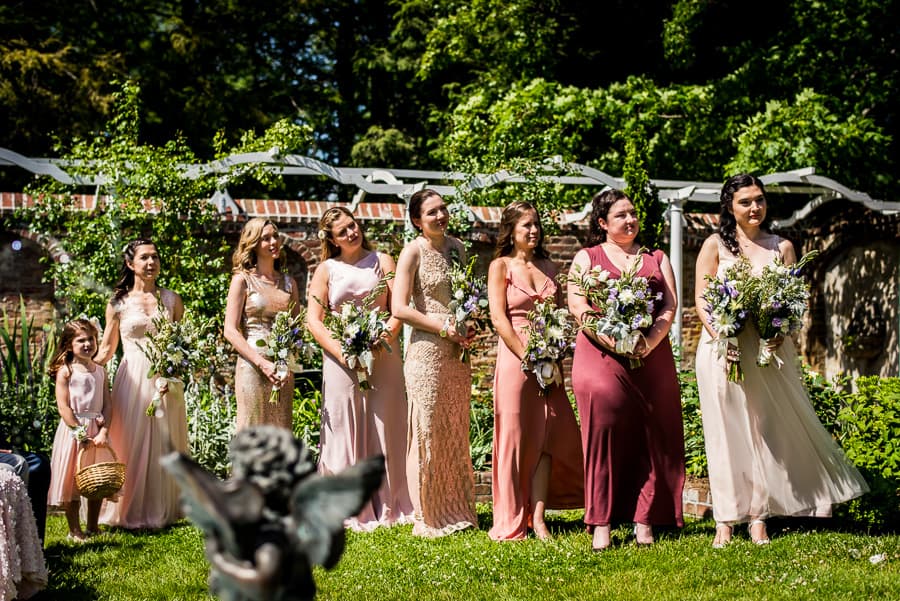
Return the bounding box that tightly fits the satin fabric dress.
[318,251,414,530]
[488,265,584,540]
[47,364,108,506]
[572,246,685,528]
[404,239,477,537]
[695,235,868,524]
[234,271,295,431]
[100,289,189,529]
[0,469,47,601]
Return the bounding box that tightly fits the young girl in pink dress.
[47,319,112,541]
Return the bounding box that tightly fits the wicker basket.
[75,443,126,500]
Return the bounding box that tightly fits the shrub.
[469,367,494,472]
[293,376,322,463]
[185,383,236,479]
[679,369,707,477]
[0,301,58,453]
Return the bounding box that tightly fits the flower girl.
[47,319,112,541]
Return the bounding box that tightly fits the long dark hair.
[587,188,631,246]
[113,238,156,303]
[407,188,442,232]
[494,201,548,259]
[719,174,771,255]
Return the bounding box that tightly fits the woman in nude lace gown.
[97,239,188,529]
[392,189,478,537]
[307,207,413,530]
[224,218,301,431]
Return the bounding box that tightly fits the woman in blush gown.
[487,201,583,541]
[224,218,301,431]
[306,207,413,530]
[695,174,868,548]
[97,238,189,529]
[392,189,478,537]
[568,189,684,551]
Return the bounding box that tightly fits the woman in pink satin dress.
[306,207,413,530]
[97,238,189,529]
[487,201,583,541]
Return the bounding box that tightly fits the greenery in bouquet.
[320,278,392,390]
[447,253,491,362]
[568,253,659,368]
[746,250,819,367]
[700,257,753,381]
[255,308,317,402]
[520,298,575,394]
[139,311,216,416]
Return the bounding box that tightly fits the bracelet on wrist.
[439,318,450,338]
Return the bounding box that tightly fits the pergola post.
[667,195,687,364]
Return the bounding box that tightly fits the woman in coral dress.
[224,218,301,431]
[97,238,189,529]
[487,201,584,541]
[568,189,684,551]
[695,174,868,548]
[307,207,413,530]
[392,189,478,537]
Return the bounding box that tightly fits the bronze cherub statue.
[161,425,384,601]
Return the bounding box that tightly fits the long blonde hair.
[232,217,283,272]
[317,207,373,262]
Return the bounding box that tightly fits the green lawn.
[40,507,900,600]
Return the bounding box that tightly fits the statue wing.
[288,454,384,569]
[160,452,265,557]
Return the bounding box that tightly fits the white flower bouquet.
[139,311,214,416]
[700,257,753,381]
[255,308,316,402]
[447,253,490,362]
[520,299,575,394]
[321,278,392,390]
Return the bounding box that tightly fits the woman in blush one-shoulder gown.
[392,189,478,538]
[487,201,583,541]
[224,218,301,432]
[307,207,413,530]
[695,174,868,548]
[97,239,189,530]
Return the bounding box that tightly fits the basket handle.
[77,440,119,471]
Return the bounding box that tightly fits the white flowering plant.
[746,250,819,367]
[700,257,753,381]
[139,311,216,416]
[568,254,660,369]
[321,278,392,390]
[447,253,491,362]
[255,308,317,402]
[520,299,576,394]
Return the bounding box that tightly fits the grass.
[39,506,900,600]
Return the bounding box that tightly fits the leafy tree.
[11,82,312,320]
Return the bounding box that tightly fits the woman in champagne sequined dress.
[225,218,301,431]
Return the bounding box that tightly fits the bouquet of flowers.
[255,308,317,402]
[447,254,491,362]
[746,250,819,367]
[321,279,392,390]
[700,257,753,381]
[568,254,660,369]
[139,311,215,416]
[520,299,576,394]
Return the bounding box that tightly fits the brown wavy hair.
[493,201,548,259]
[48,319,99,378]
[587,188,633,246]
[232,217,284,272]
[719,174,771,255]
[316,207,374,262]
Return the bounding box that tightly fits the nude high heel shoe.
[748,519,770,545]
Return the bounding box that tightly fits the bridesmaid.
[306,206,413,530]
[392,188,478,537]
[96,238,188,529]
[567,189,684,551]
[487,201,583,541]
[224,218,301,431]
[694,174,868,547]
